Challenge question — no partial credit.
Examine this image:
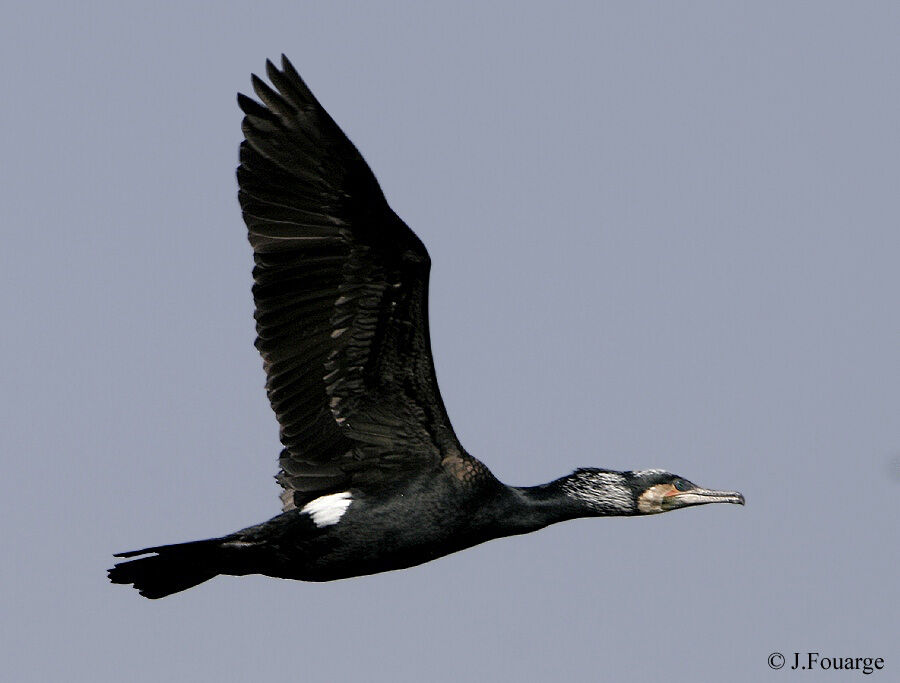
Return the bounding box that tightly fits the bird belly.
[258,492,489,581]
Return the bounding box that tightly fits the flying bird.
[109,56,744,599]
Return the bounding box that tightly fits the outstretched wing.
[238,57,462,511]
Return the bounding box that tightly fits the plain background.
[2,2,897,681]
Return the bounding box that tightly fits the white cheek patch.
[637,485,667,514]
[300,491,353,527]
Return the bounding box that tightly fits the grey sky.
[2,2,898,681]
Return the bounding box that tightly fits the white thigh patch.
[300,491,353,527]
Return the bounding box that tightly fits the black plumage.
[109,57,744,599]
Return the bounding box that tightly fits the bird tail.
[108,538,226,599]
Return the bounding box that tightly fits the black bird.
[109,56,744,599]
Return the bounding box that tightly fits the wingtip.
[265,57,279,79]
[236,91,252,108]
[279,54,305,86]
[250,72,267,93]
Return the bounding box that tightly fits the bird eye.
[673,479,691,492]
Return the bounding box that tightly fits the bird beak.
[662,486,745,511]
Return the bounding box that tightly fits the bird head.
[627,469,745,514]
[560,468,744,516]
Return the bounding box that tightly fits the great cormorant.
[108,56,744,599]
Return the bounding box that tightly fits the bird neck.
[504,469,636,533]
